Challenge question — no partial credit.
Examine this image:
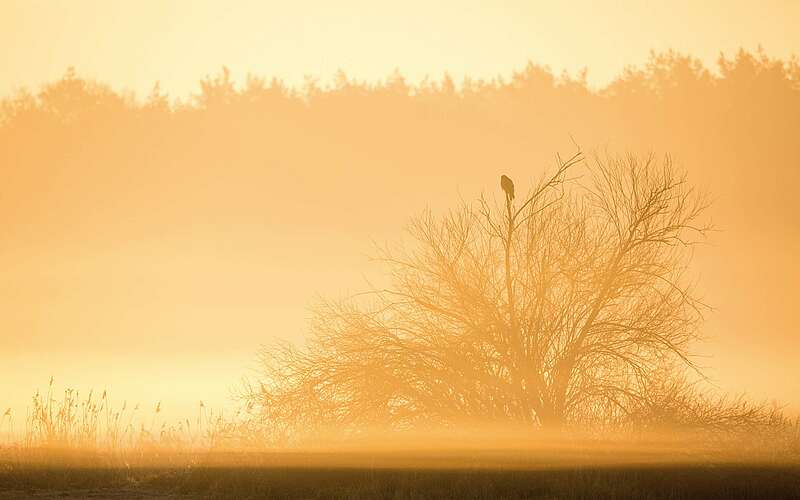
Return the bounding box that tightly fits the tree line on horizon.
[1,48,797,238]
[0,48,797,353]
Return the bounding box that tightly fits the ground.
[1,464,799,499]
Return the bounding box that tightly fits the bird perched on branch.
[500,174,515,202]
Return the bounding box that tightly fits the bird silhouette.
[501,174,515,201]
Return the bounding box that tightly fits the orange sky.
[1,1,799,423]
[1,1,799,99]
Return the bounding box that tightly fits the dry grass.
[0,378,240,460]
[3,379,800,462]
[1,380,799,499]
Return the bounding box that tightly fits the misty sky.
[1,1,798,98]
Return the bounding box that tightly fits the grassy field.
[2,445,799,499]
[3,381,798,498]
[1,462,799,499]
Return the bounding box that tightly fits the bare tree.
[244,151,729,439]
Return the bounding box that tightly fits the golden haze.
[0,2,798,427]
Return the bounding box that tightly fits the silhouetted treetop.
[241,152,786,441]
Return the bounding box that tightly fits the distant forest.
[1,49,797,233]
[0,49,798,366]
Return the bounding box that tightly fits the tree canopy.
[241,152,786,442]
